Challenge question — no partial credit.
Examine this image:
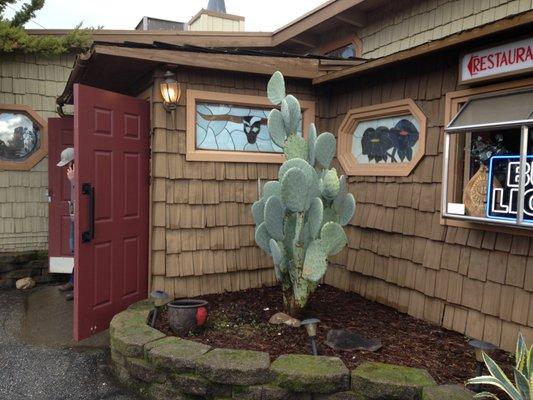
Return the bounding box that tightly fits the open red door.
[74,84,150,341]
[48,118,75,273]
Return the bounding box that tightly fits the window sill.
[440,213,533,237]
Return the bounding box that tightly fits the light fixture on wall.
[160,70,180,111]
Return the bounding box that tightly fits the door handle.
[81,183,95,243]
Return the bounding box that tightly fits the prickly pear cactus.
[253,71,356,316]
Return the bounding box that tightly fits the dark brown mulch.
[154,285,513,385]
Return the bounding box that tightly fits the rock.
[422,385,474,400]
[316,391,364,400]
[125,357,166,383]
[233,385,264,400]
[172,373,211,396]
[146,336,211,372]
[352,362,437,400]
[196,348,271,385]
[147,382,189,400]
[16,277,35,290]
[261,385,292,400]
[271,354,350,393]
[325,329,382,352]
[110,323,165,357]
[269,312,301,327]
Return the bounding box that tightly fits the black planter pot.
[167,299,209,335]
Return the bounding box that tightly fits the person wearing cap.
[56,147,75,301]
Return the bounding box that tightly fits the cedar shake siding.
[317,46,533,352]
[149,68,316,299]
[357,0,533,59]
[0,54,74,252]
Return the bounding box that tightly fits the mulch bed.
[154,285,513,385]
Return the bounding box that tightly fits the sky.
[3,0,327,31]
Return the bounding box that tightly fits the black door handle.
[81,183,95,243]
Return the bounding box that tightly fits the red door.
[48,118,75,273]
[74,84,150,341]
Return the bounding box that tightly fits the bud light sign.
[487,156,533,222]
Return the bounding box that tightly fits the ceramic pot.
[167,299,208,335]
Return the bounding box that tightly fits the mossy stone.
[352,362,436,400]
[196,348,271,385]
[125,356,166,383]
[128,299,154,312]
[422,385,474,400]
[316,391,365,400]
[109,310,149,336]
[147,382,192,400]
[110,323,165,358]
[172,372,211,396]
[261,384,291,400]
[232,385,263,400]
[271,354,350,393]
[146,336,212,372]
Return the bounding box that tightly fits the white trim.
[49,257,74,274]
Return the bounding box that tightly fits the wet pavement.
[0,285,141,399]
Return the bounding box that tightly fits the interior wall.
[0,53,74,253]
[317,47,533,352]
[149,68,315,299]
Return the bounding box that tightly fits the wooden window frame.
[186,89,315,164]
[441,77,533,236]
[337,99,427,177]
[0,104,48,171]
[319,34,363,58]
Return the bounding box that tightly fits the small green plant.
[467,333,532,400]
[252,71,355,316]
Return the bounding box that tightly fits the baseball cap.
[57,147,74,167]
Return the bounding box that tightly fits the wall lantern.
[160,70,180,111]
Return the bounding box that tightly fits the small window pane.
[196,102,302,153]
[326,44,356,59]
[351,115,420,164]
[445,128,521,222]
[0,111,41,162]
[448,90,533,130]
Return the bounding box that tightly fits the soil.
[154,285,513,385]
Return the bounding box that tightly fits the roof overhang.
[313,10,533,84]
[56,43,329,105]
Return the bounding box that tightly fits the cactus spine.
[253,71,356,316]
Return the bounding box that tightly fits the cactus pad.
[281,95,301,136]
[284,135,308,161]
[315,132,336,169]
[268,109,287,148]
[267,71,286,105]
[339,193,356,226]
[308,123,317,166]
[281,168,308,212]
[321,168,340,200]
[264,196,285,240]
[262,181,281,200]
[255,222,271,254]
[308,197,323,239]
[302,240,328,282]
[320,222,347,256]
[251,199,265,225]
[270,239,283,266]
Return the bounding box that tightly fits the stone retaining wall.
[109,301,475,400]
[0,250,50,289]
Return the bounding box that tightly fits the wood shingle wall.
[358,0,532,59]
[319,49,533,352]
[0,54,73,252]
[149,68,315,299]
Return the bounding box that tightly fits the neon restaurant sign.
[487,156,533,222]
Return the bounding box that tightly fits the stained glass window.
[196,102,302,153]
[352,115,420,164]
[0,111,41,162]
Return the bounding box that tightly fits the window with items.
[442,88,533,228]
